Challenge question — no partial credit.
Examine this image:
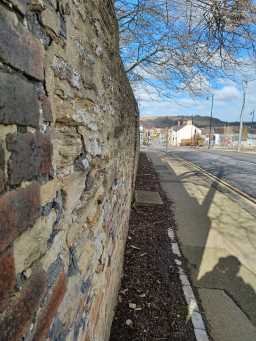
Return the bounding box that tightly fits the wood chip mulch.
[109,152,196,341]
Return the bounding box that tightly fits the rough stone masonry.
[0,0,139,340]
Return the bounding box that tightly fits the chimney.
[187,119,192,125]
[177,120,181,127]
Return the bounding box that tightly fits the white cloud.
[134,58,256,122]
[134,84,164,102]
[138,78,256,122]
[213,85,240,102]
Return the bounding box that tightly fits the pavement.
[146,147,256,341]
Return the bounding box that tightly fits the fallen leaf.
[120,288,128,295]
[130,245,141,250]
[129,303,137,309]
[126,319,133,327]
[139,293,146,298]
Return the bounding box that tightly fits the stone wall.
[0,1,138,340]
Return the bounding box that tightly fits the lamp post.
[250,110,255,128]
[238,81,248,152]
[165,127,169,153]
[208,94,214,149]
[237,78,256,151]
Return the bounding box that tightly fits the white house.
[169,120,202,146]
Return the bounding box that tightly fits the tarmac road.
[167,147,256,199]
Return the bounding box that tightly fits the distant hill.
[140,115,248,129]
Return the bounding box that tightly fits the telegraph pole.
[208,94,214,149]
[165,128,169,153]
[250,110,255,128]
[238,81,248,152]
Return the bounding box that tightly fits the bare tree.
[115,0,256,96]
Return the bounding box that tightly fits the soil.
[109,152,196,341]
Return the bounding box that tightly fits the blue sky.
[135,76,256,122]
[132,56,256,122]
[117,1,256,123]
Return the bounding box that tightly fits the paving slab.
[135,190,163,206]
[198,288,256,341]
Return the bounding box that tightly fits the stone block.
[84,200,101,226]
[0,6,44,80]
[57,275,82,328]
[87,137,102,157]
[0,144,5,193]
[0,183,40,253]
[33,271,66,340]
[41,230,67,273]
[89,292,104,334]
[62,172,87,214]
[0,125,17,141]
[0,267,47,340]
[41,96,53,122]
[0,71,40,127]
[53,126,82,172]
[48,317,66,341]
[77,240,94,277]
[13,211,56,274]
[29,0,46,12]
[52,56,81,90]
[7,132,52,185]
[47,257,64,289]
[40,178,61,206]
[40,7,60,36]
[0,143,4,169]
[0,248,15,305]
[54,96,97,128]
[0,169,5,194]
[68,247,79,277]
[9,1,28,15]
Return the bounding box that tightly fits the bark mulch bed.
[109,152,196,341]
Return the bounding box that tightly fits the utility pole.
[191,114,193,145]
[238,81,248,152]
[250,110,255,128]
[208,94,214,149]
[165,128,169,153]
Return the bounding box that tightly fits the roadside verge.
[110,152,209,341]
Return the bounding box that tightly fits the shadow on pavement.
[150,150,256,336]
[198,255,256,323]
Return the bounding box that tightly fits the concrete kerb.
[204,147,256,155]
[147,151,210,340]
[167,227,210,341]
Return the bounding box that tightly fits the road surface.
[167,147,256,199]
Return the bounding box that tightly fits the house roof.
[214,127,225,134]
[172,123,201,132]
[172,124,187,132]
